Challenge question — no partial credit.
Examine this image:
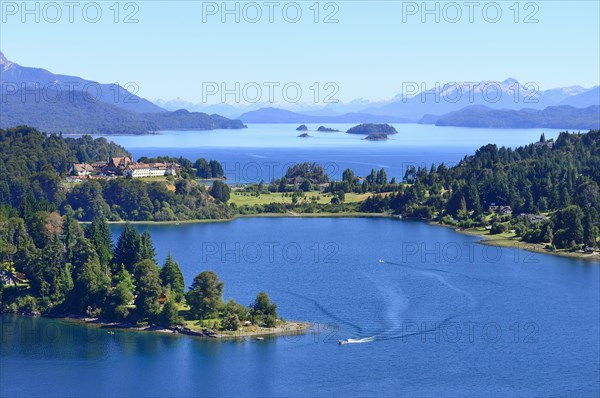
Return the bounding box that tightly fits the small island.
[346,123,398,135]
[364,132,389,141]
[297,133,312,138]
[317,126,340,132]
[296,124,308,131]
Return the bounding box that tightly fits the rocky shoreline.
[10,314,312,340]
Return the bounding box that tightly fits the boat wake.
[277,258,500,345]
[365,258,500,343]
[380,259,501,287]
[340,336,376,345]
[274,289,365,336]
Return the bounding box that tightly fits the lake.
[2,218,599,397]
[76,123,566,182]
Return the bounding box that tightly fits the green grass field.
[230,190,374,206]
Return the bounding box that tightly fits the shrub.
[221,312,240,331]
[490,223,507,235]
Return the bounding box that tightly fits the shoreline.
[270,213,595,261]
[46,314,311,340]
[101,212,597,261]
[101,212,395,225]
[429,221,600,262]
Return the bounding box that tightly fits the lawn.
[230,190,374,206]
[173,302,302,336]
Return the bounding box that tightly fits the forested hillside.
[0,126,232,221]
[358,131,600,250]
[0,126,129,207]
[0,92,246,134]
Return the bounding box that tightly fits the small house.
[70,163,95,176]
[489,205,512,215]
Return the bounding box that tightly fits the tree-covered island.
[346,123,398,135]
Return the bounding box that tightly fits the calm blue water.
[2,218,599,397]
[78,124,565,182]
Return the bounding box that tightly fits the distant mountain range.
[155,78,600,123]
[0,52,245,134]
[364,79,594,119]
[152,98,380,119]
[3,51,598,131]
[558,86,600,108]
[237,107,410,124]
[419,105,600,129]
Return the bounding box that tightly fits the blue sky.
[1,1,599,104]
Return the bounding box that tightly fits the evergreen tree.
[379,168,388,185]
[72,257,110,313]
[367,169,377,184]
[139,231,156,262]
[160,301,183,327]
[278,178,287,192]
[446,190,466,217]
[361,180,368,194]
[249,292,278,328]
[559,186,572,208]
[69,234,99,277]
[31,235,73,308]
[102,265,135,320]
[63,214,84,264]
[552,205,584,249]
[209,160,224,178]
[115,265,135,293]
[210,180,231,203]
[134,259,162,321]
[194,158,211,178]
[160,253,185,301]
[112,223,140,274]
[583,211,599,247]
[342,169,355,184]
[86,214,113,268]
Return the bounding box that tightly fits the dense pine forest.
[355,131,600,250]
[0,209,278,330]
